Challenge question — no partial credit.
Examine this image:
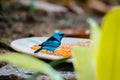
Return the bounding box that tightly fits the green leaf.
[72,46,94,80]
[87,18,101,57]
[97,7,120,80]
[87,18,101,44]
[25,72,42,80]
[0,53,63,80]
[26,72,42,80]
[30,0,35,11]
[27,57,70,80]
[49,57,70,67]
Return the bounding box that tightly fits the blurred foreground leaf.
[87,18,101,55]
[72,46,94,80]
[0,53,63,80]
[87,18,101,74]
[97,7,120,80]
[72,18,101,80]
[87,18,101,45]
[49,57,70,67]
[27,57,70,80]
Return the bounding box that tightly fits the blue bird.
[34,32,64,53]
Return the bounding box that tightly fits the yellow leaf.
[97,7,120,80]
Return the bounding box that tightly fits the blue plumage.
[34,32,64,53]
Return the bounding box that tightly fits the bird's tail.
[34,47,42,53]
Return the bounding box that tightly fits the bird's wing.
[41,37,59,46]
[42,40,60,47]
[35,33,63,53]
[34,41,60,53]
